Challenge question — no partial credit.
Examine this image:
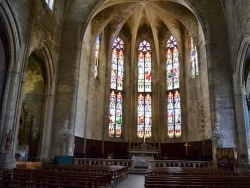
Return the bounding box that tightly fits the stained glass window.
[190,37,199,78]
[166,36,181,138]
[94,35,101,79]
[137,40,152,138]
[109,37,124,137]
[45,0,54,10]
[166,36,179,90]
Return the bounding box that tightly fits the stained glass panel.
[110,48,117,89]
[144,94,152,138]
[166,49,173,90]
[109,91,116,137]
[145,52,152,92]
[138,52,145,92]
[174,91,181,138]
[173,47,179,89]
[137,94,145,138]
[115,92,123,137]
[109,37,124,138]
[166,37,179,91]
[110,37,124,90]
[94,35,101,78]
[117,50,124,90]
[190,37,199,78]
[166,91,181,138]
[166,36,181,138]
[137,40,152,138]
[138,40,151,92]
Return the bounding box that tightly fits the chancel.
[0,0,250,187]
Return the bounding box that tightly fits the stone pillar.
[234,92,250,175]
[0,70,23,169]
[39,93,55,161]
[0,130,15,169]
[234,92,250,163]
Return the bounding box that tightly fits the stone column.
[0,70,23,169]
[0,130,14,169]
[39,93,55,161]
[234,91,250,174]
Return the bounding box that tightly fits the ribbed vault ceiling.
[90,0,199,63]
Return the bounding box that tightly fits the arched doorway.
[17,50,46,162]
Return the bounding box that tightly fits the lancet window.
[137,40,152,138]
[190,37,199,78]
[108,37,124,137]
[166,36,181,138]
[94,35,101,79]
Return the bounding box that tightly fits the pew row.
[145,167,250,188]
[0,164,128,187]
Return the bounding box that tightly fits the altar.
[132,155,154,168]
[128,142,161,168]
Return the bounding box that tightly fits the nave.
[116,174,144,188]
[1,162,250,188]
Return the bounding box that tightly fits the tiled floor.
[116,174,145,188]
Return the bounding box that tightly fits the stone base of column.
[238,163,250,175]
[0,152,15,169]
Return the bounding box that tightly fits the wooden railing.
[75,158,212,170]
[75,158,134,169]
[148,160,212,168]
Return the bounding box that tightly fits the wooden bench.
[145,167,250,188]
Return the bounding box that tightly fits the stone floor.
[116,174,145,188]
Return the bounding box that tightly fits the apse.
[79,0,211,144]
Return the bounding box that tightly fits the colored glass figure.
[137,94,152,138]
[117,50,124,90]
[173,47,179,89]
[115,92,123,137]
[109,91,116,137]
[190,37,199,78]
[166,36,181,138]
[45,0,54,10]
[145,52,152,92]
[111,48,117,89]
[137,40,152,138]
[137,95,145,138]
[166,90,181,138]
[144,94,152,138]
[166,37,179,90]
[110,37,124,90]
[94,35,101,78]
[166,49,173,90]
[138,52,145,92]
[109,37,124,137]
[138,40,151,92]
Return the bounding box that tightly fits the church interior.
[0,0,250,186]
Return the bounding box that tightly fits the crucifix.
[184,142,189,156]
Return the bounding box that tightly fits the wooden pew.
[145,167,250,188]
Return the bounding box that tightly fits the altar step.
[129,168,148,174]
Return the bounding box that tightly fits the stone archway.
[0,15,9,121]
[18,50,45,161]
[234,36,250,164]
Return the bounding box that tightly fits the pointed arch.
[0,1,22,155]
